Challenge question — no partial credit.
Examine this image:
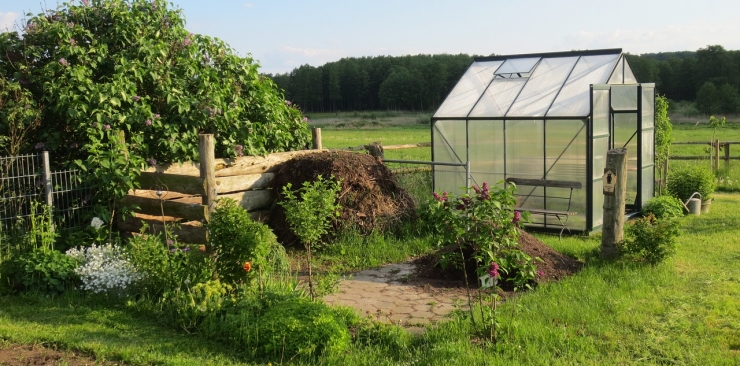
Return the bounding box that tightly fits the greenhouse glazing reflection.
[432,49,655,233]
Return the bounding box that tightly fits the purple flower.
[70,38,77,46]
[235,144,244,157]
[167,239,174,245]
[433,192,442,202]
[34,142,45,150]
[182,247,190,252]
[147,158,157,166]
[488,262,500,279]
[170,248,178,253]
[145,119,152,126]
[302,117,308,122]
[82,0,90,6]
[59,58,70,67]
[104,124,111,130]
[133,95,141,102]
[182,34,192,47]
[512,211,522,227]
[153,114,160,119]
[215,108,221,115]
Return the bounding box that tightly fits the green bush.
[620,214,680,265]
[642,195,685,219]
[208,198,276,284]
[667,165,716,201]
[162,280,234,332]
[253,296,351,360]
[126,228,213,298]
[1,248,79,294]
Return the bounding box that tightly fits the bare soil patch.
[0,343,120,366]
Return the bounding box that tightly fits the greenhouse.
[432,48,655,233]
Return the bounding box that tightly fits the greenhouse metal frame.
[431,48,655,233]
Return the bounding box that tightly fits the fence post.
[714,139,720,172]
[601,148,627,259]
[725,142,730,169]
[42,151,55,231]
[199,134,216,217]
[312,127,322,150]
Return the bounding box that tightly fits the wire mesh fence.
[0,152,94,249]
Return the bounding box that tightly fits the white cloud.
[562,21,740,54]
[243,3,255,8]
[0,12,19,32]
[280,46,345,58]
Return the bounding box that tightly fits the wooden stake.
[601,148,628,259]
[199,134,216,215]
[312,127,322,150]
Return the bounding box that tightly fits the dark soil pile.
[270,151,416,246]
[414,230,583,290]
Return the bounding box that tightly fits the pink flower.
[537,270,544,278]
[148,158,157,166]
[145,119,152,126]
[302,117,308,122]
[285,100,292,106]
[235,145,244,157]
[512,211,522,226]
[133,95,141,102]
[104,124,111,130]
[59,58,70,67]
[488,262,499,279]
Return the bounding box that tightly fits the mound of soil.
[414,230,583,290]
[270,151,416,246]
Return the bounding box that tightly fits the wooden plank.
[215,150,322,177]
[137,172,203,195]
[141,150,322,177]
[218,190,274,212]
[128,189,193,200]
[216,173,275,193]
[121,194,208,221]
[118,215,207,244]
[384,142,432,150]
[505,178,582,189]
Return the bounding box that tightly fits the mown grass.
[2,194,739,365]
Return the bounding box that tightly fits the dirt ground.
[0,343,120,366]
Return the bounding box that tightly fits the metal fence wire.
[0,152,94,244]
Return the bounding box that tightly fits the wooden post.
[199,134,216,216]
[714,139,720,172]
[41,151,54,229]
[725,142,730,169]
[601,148,628,259]
[312,127,322,150]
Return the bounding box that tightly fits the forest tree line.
[267,45,740,115]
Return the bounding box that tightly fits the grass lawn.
[2,194,739,365]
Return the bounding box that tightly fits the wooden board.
[121,194,208,221]
[137,172,204,195]
[141,150,323,177]
[219,190,274,212]
[216,173,274,193]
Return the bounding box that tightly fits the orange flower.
[243,262,252,272]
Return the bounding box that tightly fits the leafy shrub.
[620,214,680,265]
[125,228,213,298]
[667,165,716,201]
[427,182,538,290]
[209,198,276,284]
[162,280,234,332]
[642,195,685,219]
[252,296,351,360]
[2,248,79,294]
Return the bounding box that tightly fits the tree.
[717,83,740,114]
[695,82,720,115]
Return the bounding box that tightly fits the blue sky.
[2,0,739,74]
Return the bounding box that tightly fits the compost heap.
[270,151,416,246]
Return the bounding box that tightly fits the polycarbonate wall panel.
[469,78,527,117]
[495,57,540,74]
[612,85,638,110]
[642,87,655,128]
[548,54,620,117]
[641,166,654,204]
[608,56,624,84]
[593,88,610,136]
[468,120,505,184]
[434,61,503,118]
[642,129,655,166]
[593,137,609,179]
[614,113,638,205]
[506,120,544,180]
[592,180,604,228]
[544,119,587,231]
[624,62,638,84]
[507,57,579,117]
[434,166,467,195]
[433,120,466,163]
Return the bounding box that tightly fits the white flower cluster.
[90,217,105,230]
[66,243,142,294]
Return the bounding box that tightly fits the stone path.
[323,263,467,332]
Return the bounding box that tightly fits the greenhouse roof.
[434,48,637,119]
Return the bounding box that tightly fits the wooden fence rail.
[669,140,739,171]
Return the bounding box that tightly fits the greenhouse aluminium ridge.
[474,48,623,62]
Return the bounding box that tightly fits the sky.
[2,0,739,75]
